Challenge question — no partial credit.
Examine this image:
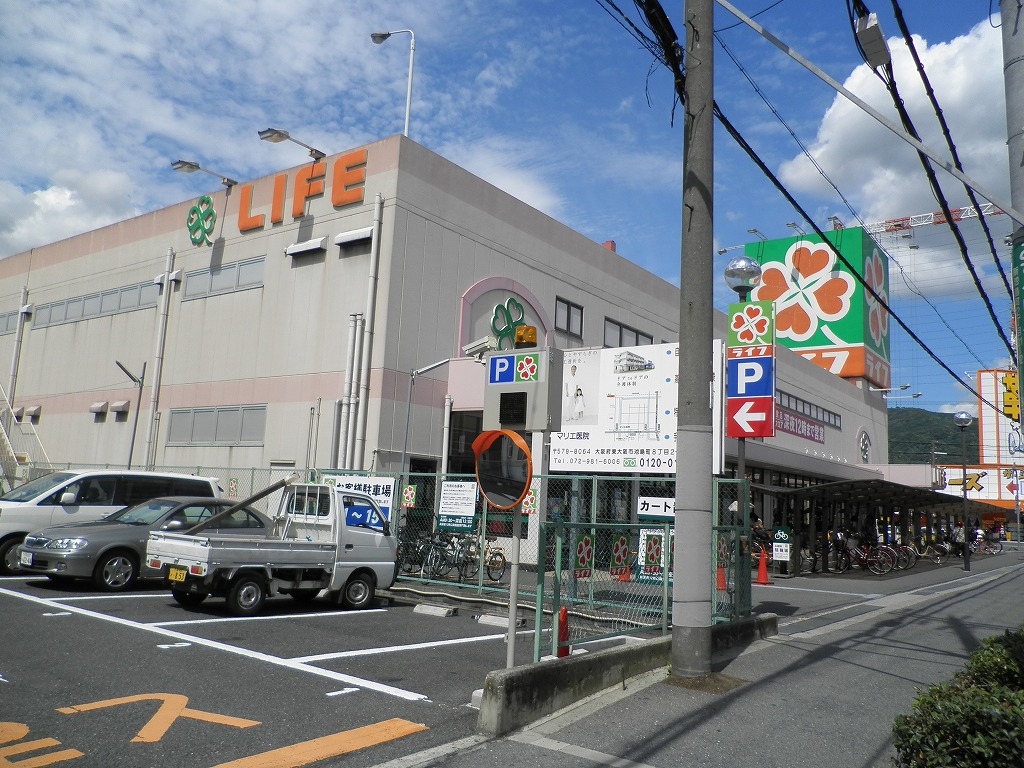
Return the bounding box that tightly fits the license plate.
[168,567,186,583]
[19,551,32,567]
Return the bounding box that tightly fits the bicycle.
[908,537,949,565]
[834,531,895,575]
[422,532,460,579]
[972,535,1004,555]
[459,535,507,581]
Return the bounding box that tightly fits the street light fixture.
[115,360,146,470]
[724,254,763,483]
[258,128,326,161]
[869,383,910,393]
[786,221,805,235]
[746,228,767,241]
[882,391,922,400]
[400,358,450,496]
[171,160,238,188]
[953,410,974,572]
[371,28,416,138]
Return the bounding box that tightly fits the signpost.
[726,301,776,440]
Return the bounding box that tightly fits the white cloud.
[779,20,1007,225]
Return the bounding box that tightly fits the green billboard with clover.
[748,226,890,388]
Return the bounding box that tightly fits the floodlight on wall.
[171,160,238,187]
[869,383,910,392]
[786,221,806,235]
[746,228,767,241]
[258,128,326,161]
[882,392,922,400]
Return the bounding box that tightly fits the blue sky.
[0,0,1013,415]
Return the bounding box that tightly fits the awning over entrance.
[767,478,1003,520]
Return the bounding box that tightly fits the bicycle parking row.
[397,529,508,582]
[754,529,1006,576]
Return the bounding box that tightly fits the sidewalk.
[374,557,1024,768]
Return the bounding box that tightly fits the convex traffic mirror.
[471,429,533,510]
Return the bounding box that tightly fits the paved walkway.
[374,555,1024,768]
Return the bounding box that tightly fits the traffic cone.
[557,606,570,658]
[716,565,728,591]
[617,566,631,583]
[756,550,773,586]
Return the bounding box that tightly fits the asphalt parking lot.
[0,575,536,768]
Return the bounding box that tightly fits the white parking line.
[53,594,174,601]
[151,609,386,627]
[0,587,428,702]
[292,632,508,662]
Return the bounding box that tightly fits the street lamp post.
[953,410,974,571]
[115,361,146,470]
[371,29,416,138]
[724,255,763,483]
[400,358,450,500]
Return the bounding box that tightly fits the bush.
[961,630,1024,690]
[892,624,1024,768]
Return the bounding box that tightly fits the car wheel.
[227,575,266,616]
[342,572,376,610]
[93,550,138,592]
[171,589,209,608]
[0,538,24,575]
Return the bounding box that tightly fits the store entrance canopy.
[766,478,1003,520]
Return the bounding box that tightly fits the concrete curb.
[476,613,778,737]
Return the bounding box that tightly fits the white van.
[0,470,222,574]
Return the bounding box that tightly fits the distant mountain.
[887,407,979,465]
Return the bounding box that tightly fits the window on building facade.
[166,405,267,446]
[32,280,162,329]
[555,297,583,338]
[775,390,842,429]
[183,257,265,301]
[604,318,653,348]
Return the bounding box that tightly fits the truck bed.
[147,531,338,570]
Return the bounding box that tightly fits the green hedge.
[892,625,1024,767]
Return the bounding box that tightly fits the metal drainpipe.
[337,313,360,468]
[353,193,384,470]
[440,394,453,473]
[144,247,176,469]
[346,315,365,469]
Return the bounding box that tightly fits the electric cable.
[847,0,1016,365]
[597,0,1006,414]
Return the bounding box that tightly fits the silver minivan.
[0,470,221,574]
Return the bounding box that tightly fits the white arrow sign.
[733,400,767,434]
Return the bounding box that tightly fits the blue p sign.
[489,354,516,384]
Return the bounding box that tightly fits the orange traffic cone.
[557,606,570,658]
[756,549,773,585]
[716,565,728,591]
[618,566,631,583]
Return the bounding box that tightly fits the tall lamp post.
[370,29,415,138]
[400,358,450,501]
[115,361,146,470]
[953,410,974,572]
[724,254,763,483]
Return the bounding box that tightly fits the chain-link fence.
[18,462,752,650]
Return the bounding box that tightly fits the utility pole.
[1002,2,1024,485]
[673,0,715,678]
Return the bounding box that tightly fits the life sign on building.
[726,301,776,439]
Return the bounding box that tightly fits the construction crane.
[857,204,1005,235]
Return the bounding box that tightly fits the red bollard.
[557,606,569,657]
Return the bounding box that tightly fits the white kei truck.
[146,475,398,616]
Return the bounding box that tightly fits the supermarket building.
[0,134,891,496]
